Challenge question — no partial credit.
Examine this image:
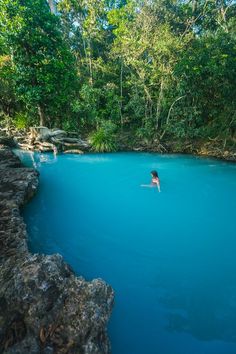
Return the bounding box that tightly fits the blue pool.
[16,150,236,354]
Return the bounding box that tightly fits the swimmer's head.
[151,170,158,178]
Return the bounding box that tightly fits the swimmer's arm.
[156,179,161,192]
[141,184,161,192]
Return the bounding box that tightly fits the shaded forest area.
[0,0,236,152]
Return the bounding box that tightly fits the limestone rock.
[63,149,84,154]
[49,130,67,138]
[0,128,16,147]
[19,127,90,153]
[0,134,16,148]
[0,146,114,354]
[30,127,51,142]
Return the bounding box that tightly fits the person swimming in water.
[151,170,161,192]
[141,170,161,192]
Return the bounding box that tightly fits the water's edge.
[127,143,236,162]
[0,145,114,354]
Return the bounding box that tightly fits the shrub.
[89,121,117,152]
[13,112,29,130]
[62,119,78,132]
[135,123,156,144]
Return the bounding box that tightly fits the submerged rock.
[0,146,114,354]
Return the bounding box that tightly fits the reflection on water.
[68,155,112,164]
[15,149,58,169]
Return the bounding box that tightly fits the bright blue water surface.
[16,150,236,354]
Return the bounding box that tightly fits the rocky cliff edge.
[0,146,114,354]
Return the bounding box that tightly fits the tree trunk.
[166,95,185,125]
[120,58,123,126]
[156,79,164,129]
[192,0,197,13]
[38,105,46,126]
[88,39,93,86]
[160,95,185,140]
[48,0,57,14]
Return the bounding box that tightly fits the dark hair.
[151,170,158,178]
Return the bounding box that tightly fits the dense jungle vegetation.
[0,0,236,151]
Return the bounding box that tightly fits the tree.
[0,0,78,126]
[0,0,235,147]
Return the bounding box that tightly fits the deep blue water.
[16,150,236,354]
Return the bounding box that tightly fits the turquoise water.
[16,150,236,354]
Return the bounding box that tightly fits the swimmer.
[141,170,161,192]
[151,170,161,192]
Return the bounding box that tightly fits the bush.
[89,121,118,152]
[62,119,78,132]
[135,123,156,144]
[13,112,29,130]
[0,114,12,130]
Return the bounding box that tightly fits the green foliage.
[0,0,78,126]
[135,123,156,145]
[13,112,29,129]
[0,113,12,130]
[0,0,235,147]
[89,121,118,152]
[62,119,79,133]
[0,55,20,117]
[76,84,102,128]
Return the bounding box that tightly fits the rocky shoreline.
[1,126,235,162]
[131,140,236,162]
[0,145,114,354]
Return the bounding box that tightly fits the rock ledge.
[0,145,114,354]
